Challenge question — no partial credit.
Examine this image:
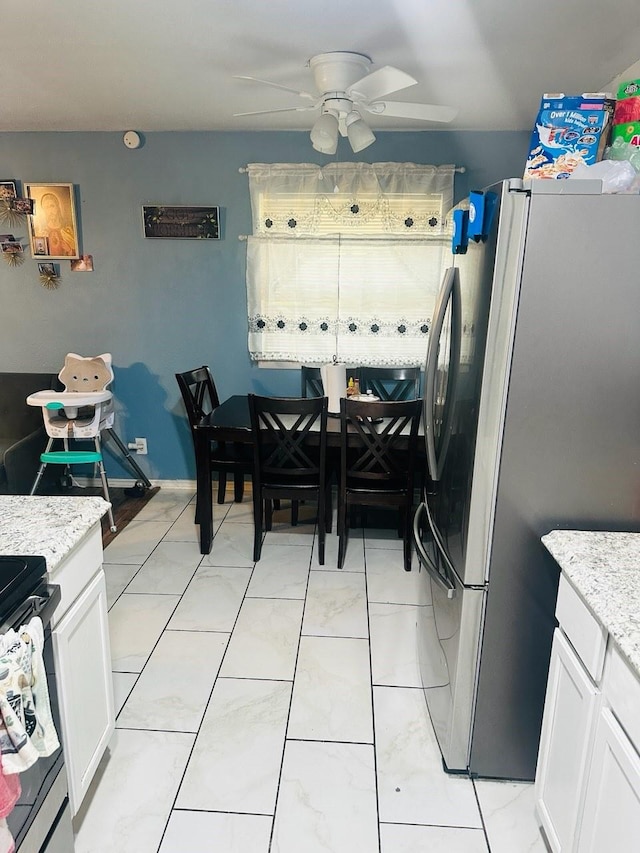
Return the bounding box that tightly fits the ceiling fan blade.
[366,100,458,123]
[348,66,417,101]
[233,105,317,117]
[233,75,316,101]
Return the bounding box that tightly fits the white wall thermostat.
[123,131,142,149]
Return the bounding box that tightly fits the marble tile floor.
[72,489,549,853]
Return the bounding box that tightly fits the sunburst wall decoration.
[38,262,60,289]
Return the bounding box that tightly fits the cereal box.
[524,93,615,179]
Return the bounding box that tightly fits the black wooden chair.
[301,366,324,398]
[249,394,332,563]
[338,397,421,571]
[359,367,421,401]
[301,365,362,398]
[176,366,252,513]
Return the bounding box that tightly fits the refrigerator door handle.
[413,502,457,599]
[424,267,462,481]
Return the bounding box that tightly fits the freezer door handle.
[424,267,462,481]
[413,503,457,598]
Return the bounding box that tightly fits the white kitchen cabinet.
[536,573,640,851]
[53,568,114,814]
[577,707,640,852]
[48,523,115,815]
[535,629,601,852]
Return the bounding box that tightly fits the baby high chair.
[27,353,152,533]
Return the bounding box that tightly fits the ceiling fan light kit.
[235,51,457,155]
[311,110,339,154]
[345,111,376,153]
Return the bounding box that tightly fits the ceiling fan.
[234,51,457,154]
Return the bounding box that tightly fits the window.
[245,162,454,366]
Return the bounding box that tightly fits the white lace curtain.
[245,162,454,366]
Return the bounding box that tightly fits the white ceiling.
[5,0,640,135]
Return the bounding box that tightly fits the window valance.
[247,162,454,237]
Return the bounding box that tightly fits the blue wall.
[0,129,529,481]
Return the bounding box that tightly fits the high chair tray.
[26,390,112,407]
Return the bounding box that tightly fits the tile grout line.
[153,500,260,853]
[107,498,203,728]
[266,518,316,852]
[109,497,201,725]
[110,494,231,852]
[104,493,206,611]
[363,533,384,853]
[471,777,493,853]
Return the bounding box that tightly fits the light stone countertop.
[542,530,640,678]
[0,495,109,571]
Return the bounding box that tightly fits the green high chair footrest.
[40,451,103,465]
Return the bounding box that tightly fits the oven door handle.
[29,584,61,627]
[5,584,61,632]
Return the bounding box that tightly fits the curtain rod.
[238,165,466,174]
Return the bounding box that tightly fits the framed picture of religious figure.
[25,183,80,259]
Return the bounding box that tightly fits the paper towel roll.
[320,363,346,416]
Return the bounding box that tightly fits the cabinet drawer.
[604,643,640,753]
[48,523,103,625]
[555,574,607,683]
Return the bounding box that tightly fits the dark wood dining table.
[193,394,424,554]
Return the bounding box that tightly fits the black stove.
[0,554,48,627]
[0,553,65,851]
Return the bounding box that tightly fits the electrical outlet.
[134,437,147,455]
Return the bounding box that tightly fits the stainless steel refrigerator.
[413,178,640,781]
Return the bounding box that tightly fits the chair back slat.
[250,395,328,487]
[256,410,319,474]
[340,397,421,488]
[176,366,221,429]
[359,367,421,401]
[302,365,362,398]
[301,366,324,398]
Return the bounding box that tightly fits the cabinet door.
[577,708,640,852]
[53,569,115,815]
[535,628,601,852]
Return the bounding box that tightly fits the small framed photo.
[33,236,48,255]
[1,241,22,254]
[38,262,56,276]
[25,183,79,259]
[70,254,94,272]
[142,205,220,239]
[12,197,34,214]
[0,181,17,201]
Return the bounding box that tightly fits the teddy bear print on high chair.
[26,353,116,440]
[48,353,116,436]
[59,353,113,393]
